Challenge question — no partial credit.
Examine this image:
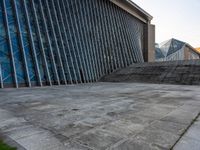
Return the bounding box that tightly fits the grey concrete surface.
[100,60,200,85]
[174,115,200,150]
[0,82,200,150]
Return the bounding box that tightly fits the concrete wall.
[101,59,200,85]
[147,24,155,62]
[143,24,155,62]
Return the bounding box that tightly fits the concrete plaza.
[0,82,200,150]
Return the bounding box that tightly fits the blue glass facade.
[0,0,145,88]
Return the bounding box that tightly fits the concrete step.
[100,60,200,85]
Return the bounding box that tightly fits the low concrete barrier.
[100,60,200,85]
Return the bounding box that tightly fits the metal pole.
[44,0,67,84]
[30,0,52,86]
[37,0,60,85]
[102,1,117,71]
[12,0,31,87]
[87,0,103,79]
[60,0,83,83]
[81,0,98,81]
[111,4,126,68]
[72,0,92,82]
[63,0,87,83]
[22,0,42,86]
[96,0,110,74]
[2,0,18,88]
[91,0,106,76]
[105,1,121,70]
[56,0,78,84]
[97,1,113,73]
[0,64,3,88]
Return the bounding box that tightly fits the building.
[155,38,200,62]
[0,0,154,88]
[196,47,200,53]
[155,46,165,62]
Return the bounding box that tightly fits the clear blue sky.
[132,0,200,47]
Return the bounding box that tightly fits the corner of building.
[147,23,155,62]
[143,23,155,62]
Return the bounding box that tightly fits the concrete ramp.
[100,60,200,85]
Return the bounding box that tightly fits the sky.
[132,0,200,47]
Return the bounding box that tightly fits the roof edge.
[172,38,200,55]
[160,38,200,55]
[109,0,153,23]
[125,0,153,20]
[185,43,200,55]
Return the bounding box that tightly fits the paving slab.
[174,115,200,150]
[109,138,164,150]
[173,136,200,150]
[0,82,200,150]
[134,129,179,149]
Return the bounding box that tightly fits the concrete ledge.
[100,60,200,85]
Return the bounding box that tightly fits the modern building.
[155,38,200,62]
[155,44,165,62]
[196,47,200,53]
[0,0,154,88]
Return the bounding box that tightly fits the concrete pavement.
[0,82,200,150]
[174,115,200,150]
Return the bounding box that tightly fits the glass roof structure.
[156,38,200,61]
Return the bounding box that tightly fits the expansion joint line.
[170,112,200,150]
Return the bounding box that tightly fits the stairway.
[100,60,200,85]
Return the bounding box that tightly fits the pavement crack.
[170,112,200,150]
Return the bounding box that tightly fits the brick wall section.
[100,60,200,85]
